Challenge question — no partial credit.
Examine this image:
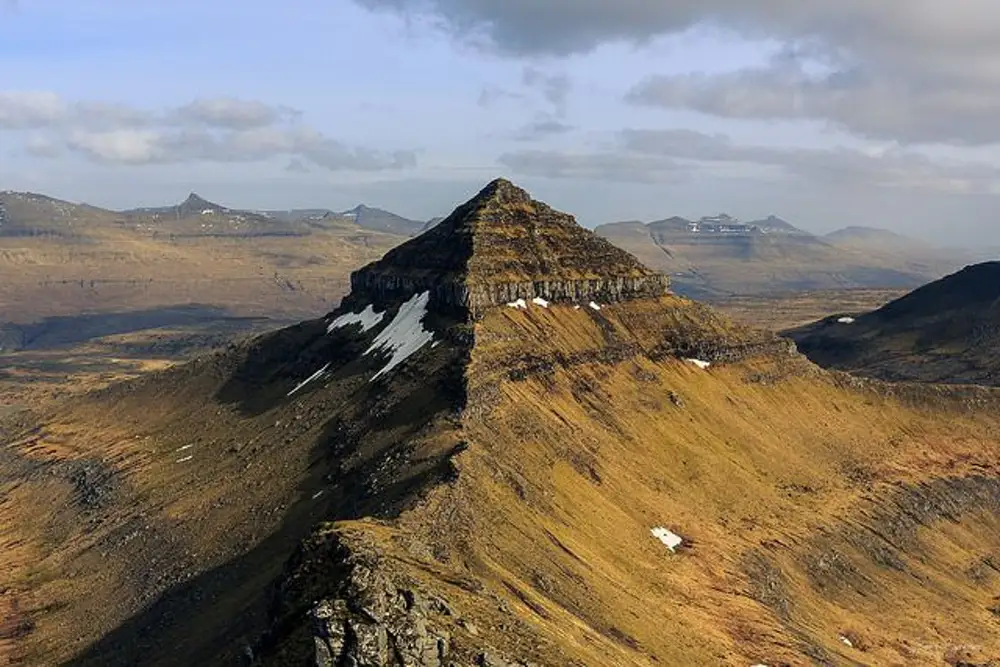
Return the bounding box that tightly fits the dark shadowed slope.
[787,261,1000,384]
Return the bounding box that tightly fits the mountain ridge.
[787,261,1000,385]
[6,181,1000,666]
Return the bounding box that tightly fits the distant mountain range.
[0,190,411,326]
[121,193,427,237]
[596,213,978,299]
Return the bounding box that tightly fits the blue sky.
[3,0,1000,245]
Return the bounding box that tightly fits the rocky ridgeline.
[348,179,670,315]
[350,271,669,314]
[258,531,536,667]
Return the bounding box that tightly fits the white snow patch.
[176,456,193,463]
[507,299,528,309]
[532,297,550,308]
[589,301,601,311]
[839,636,854,648]
[837,316,856,324]
[287,363,331,396]
[175,444,193,453]
[686,358,711,370]
[327,304,385,333]
[365,291,434,381]
[651,527,684,552]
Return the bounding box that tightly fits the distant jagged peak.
[178,192,226,215]
[348,178,669,314]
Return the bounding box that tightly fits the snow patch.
[287,363,331,396]
[365,291,434,381]
[175,444,193,453]
[507,299,528,310]
[532,297,550,308]
[837,316,856,324]
[176,456,193,463]
[686,358,711,370]
[589,301,602,311]
[651,527,684,552]
[327,304,385,333]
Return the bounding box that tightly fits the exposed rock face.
[309,576,451,667]
[259,530,534,667]
[349,179,669,315]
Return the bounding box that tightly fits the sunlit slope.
[322,298,1000,666]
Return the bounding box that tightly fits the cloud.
[511,118,574,142]
[64,126,417,170]
[0,92,68,129]
[522,67,572,117]
[285,158,311,173]
[356,1,1000,146]
[501,128,1000,193]
[498,149,685,184]
[171,97,301,129]
[3,91,416,172]
[627,63,1000,146]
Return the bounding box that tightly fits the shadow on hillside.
[66,322,469,666]
[0,305,269,352]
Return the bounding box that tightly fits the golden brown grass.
[5,296,1000,665]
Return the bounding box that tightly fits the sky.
[3,0,1000,245]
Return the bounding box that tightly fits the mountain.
[339,204,424,236]
[596,215,968,299]
[824,226,932,248]
[6,180,1000,666]
[265,205,425,236]
[0,189,408,327]
[787,261,1000,384]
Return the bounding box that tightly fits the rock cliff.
[349,179,669,315]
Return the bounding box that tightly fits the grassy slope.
[5,297,1000,665]
[359,300,1000,665]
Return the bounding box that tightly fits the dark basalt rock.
[348,179,669,315]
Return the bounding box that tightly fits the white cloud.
[500,129,1000,194]
[498,149,685,183]
[357,0,1000,146]
[171,97,301,129]
[3,92,416,171]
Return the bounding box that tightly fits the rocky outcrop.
[347,179,670,316]
[309,572,452,667]
[350,272,669,315]
[257,529,538,666]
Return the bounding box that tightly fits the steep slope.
[4,181,1000,666]
[596,215,964,299]
[787,261,1000,385]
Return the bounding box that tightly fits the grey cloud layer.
[2,93,415,171]
[501,129,1000,194]
[357,1,1000,145]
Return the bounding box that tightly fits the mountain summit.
[351,178,669,313]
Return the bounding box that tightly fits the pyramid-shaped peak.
[348,179,669,314]
[473,177,532,204]
[177,192,224,216]
[182,192,211,206]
